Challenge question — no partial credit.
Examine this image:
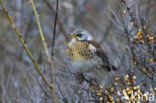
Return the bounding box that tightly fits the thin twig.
[52,0,59,56]
[30,0,57,102]
[49,0,60,102]
[30,0,51,63]
[43,0,69,42]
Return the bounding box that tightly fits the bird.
[67,29,118,82]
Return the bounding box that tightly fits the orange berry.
[126,88,130,92]
[125,74,129,78]
[100,97,103,101]
[97,90,101,93]
[114,82,118,86]
[116,98,120,102]
[131,22,134,26]
[148,36,153,42]
[99,85,103,89]
[137,29,142,36]
[123,10,126,14]
[111,88,114,92]
[115,77,120,81]
[139,35,143,39]
[134,36,138,40]
[98,92,101,96]
[141,40,145,43]
[149,58,154,63]
[132,76,136,80]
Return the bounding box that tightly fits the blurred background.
[0,0,156,102]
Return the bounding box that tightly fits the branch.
[30,0,51,63]
[0,0,51,89]
[50,0,59,102]
[29,0,57,102]
[43,0,69,42]
[52,0,58,55]
[50,1,59,82]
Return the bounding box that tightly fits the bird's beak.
[70,33,77,37]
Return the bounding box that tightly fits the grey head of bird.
[69,29,93,41]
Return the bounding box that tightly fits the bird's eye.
[77,34,82,37]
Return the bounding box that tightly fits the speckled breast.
[67,41,94,60]
[67,41,96,69]
[67,41,105,73]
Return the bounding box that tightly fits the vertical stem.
[30,0,58,102]
[51,0,59,102]
[30,0,51,62]
[43,0,69,42]
[52,0,59,56]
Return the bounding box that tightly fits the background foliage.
[0,0,156,102]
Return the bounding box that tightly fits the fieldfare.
[67,29,118,77]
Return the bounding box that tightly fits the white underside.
[70,60,110,85]
[71,60,96,72]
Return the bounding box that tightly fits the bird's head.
[69,29,93,41]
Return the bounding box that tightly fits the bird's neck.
[71,38,89,43]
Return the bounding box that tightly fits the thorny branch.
[30,0,57,102]
[0,0,52,91]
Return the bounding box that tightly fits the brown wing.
[88,40,118,71]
